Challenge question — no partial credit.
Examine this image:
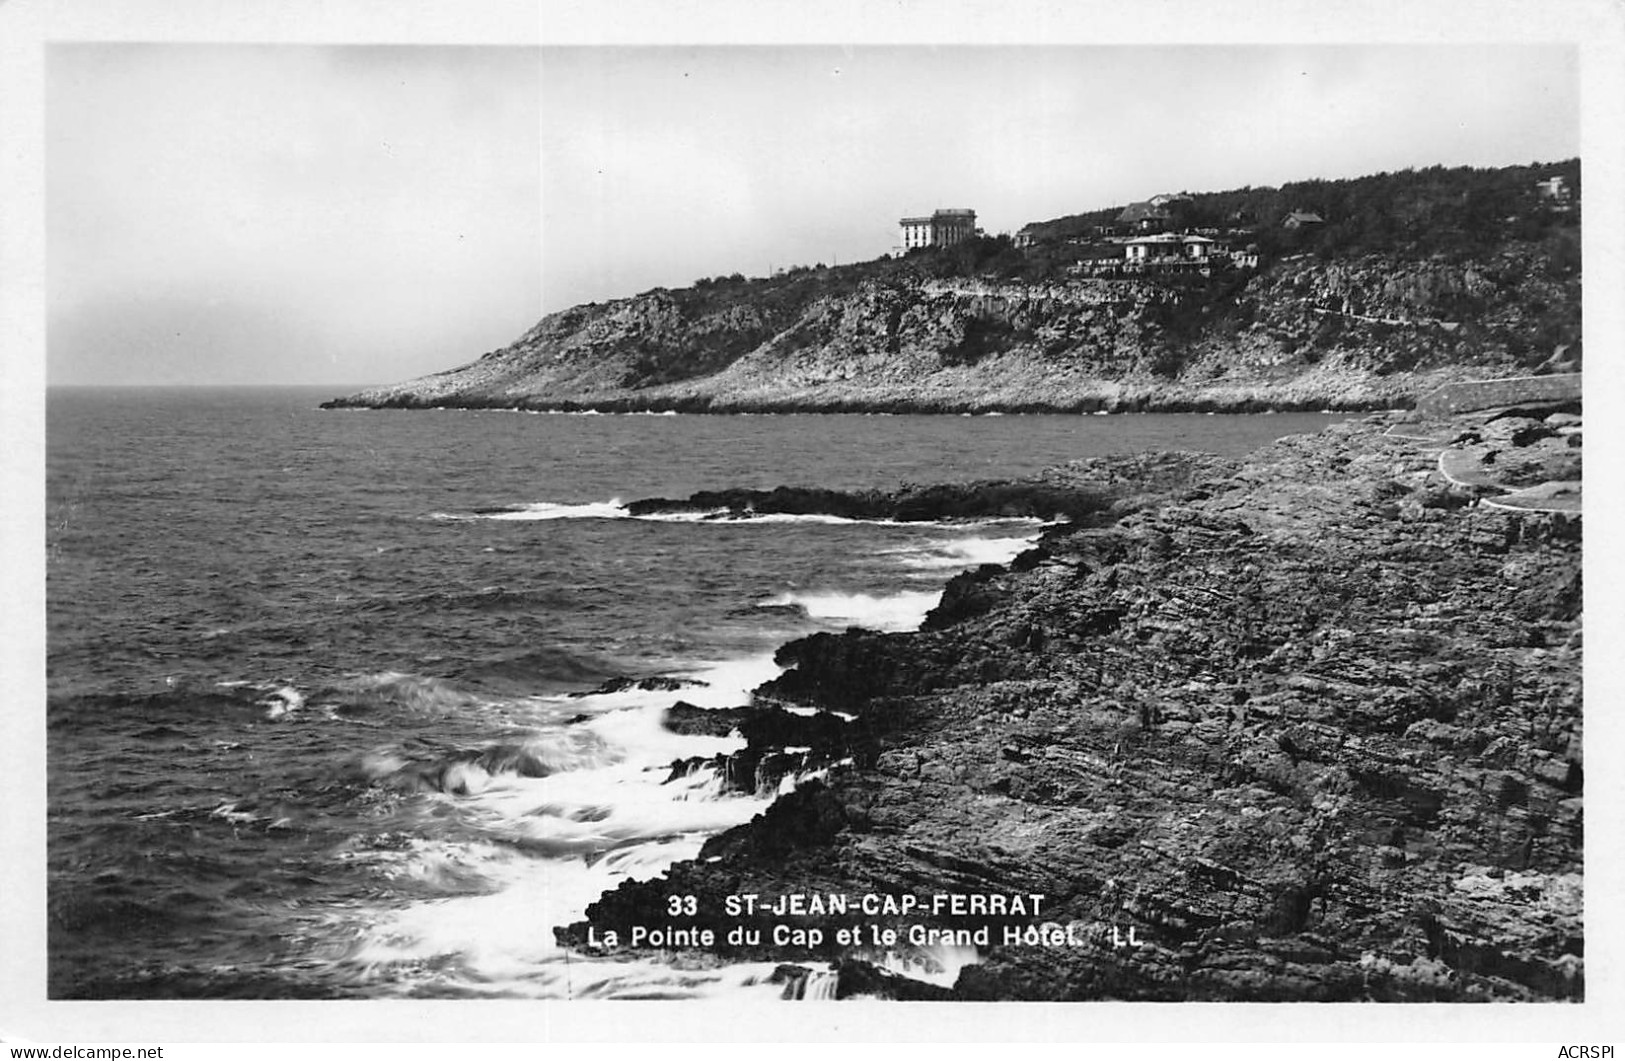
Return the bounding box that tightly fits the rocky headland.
[324,161,1578,416]
[322,248,1578,416]
[557,405,1583,1001]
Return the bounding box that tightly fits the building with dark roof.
[1116,200,1172,232]
[1116,193,1192,233]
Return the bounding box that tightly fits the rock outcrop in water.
[557,408,1583,1001]
[623,480,1122,524]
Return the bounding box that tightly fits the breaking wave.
[889,535,1040,570]
[335,651,852,996]
[439,498,1052,528]
[758,589,943,633]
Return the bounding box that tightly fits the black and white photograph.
[4,0,1622,1048]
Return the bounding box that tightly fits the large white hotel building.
[899,208,978,249]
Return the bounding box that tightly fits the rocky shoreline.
[323,389,1402,416]
[556,406,1582,1001]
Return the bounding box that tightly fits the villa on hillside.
[1008,187,1270,277]
[1110,232,1255,275]
[1283,209,1325,229]
[1124,232,1215,263]
[1117,201,1170,232]
[1116,192,1191,233]
[1058,230,1256,278]
[899,209,978,249]
[1535,175,1575,212]
[1535,175,1571,201]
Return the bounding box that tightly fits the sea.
[44,385,1348,1000]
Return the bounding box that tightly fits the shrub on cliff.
[940,315,1022,366]
[1028,160,1579,263]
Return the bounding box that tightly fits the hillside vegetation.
[326,160,1581,414]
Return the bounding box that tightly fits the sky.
[44,41,1580,387]
[47,44,542,387]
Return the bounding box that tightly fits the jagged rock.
[661,703,751,737]
[569,674,707,698]
[558,412,1582,1001]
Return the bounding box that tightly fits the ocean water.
[45,386,1347,999]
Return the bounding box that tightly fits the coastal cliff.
[558,407,1583,1001]
[325,160,1580,415]
[324,244,1578,414]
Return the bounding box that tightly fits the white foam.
[428,660,775,853]
[346,726,869,996]
[224,680,307,720]
[730,511,874,525]
[350,863,792,999]
[460,497,1056,528]
[760,589,943,632]
[778,703,815,716]
[483,502,883,526]
[345,726,775,994]
[775,757,855,796]
[706,511,1050,529]
[876,943,982,988]
[634,507,734,522]
[677,653,786,708]
[463,757,765,856]
[778,704,858,721]
[583,703,744,764]
[541,652,784,716]
[893,534,1039,570]
[486,498,631,521]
